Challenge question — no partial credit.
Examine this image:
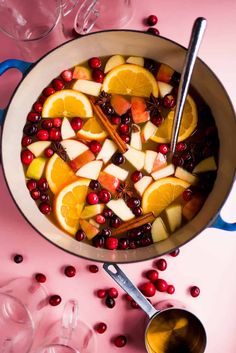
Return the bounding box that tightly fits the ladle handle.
[170,17,207,155]
[103,263,157,319]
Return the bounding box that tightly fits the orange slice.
[54,179,90,235]
[77,116,107,141]
[42,89,93,118]
[142,177,190,216]
[151,95,197,143]
[102,64,158,98]
[45,154,78,194]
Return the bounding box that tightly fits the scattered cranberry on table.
[105,296,116,308]
[147,27,160,35]
[35,273,47,283]
[146,14,158,26]
[114,335,127,348]
[107,287,119,299]
[97,289,107,299]
[139,282,156,297]
[89,264,99,273]
[49,294,61,306]
[13,254,23,263]
[64,265,76,277]
[95,322,107,334]
[169,248,180,257]
[146,269,159,282]
[156,278,168,292]
[167,284,175,295]
[190,286,200,297]
[130,300,140,309]
[156,258,167,271]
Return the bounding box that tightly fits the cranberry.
[156,258,167,271]
[89,180,100,190]
[33,102,43,114]
[146,269,159,282]
[42,119,53,129]
[127,197,141,209]
[27,112,41,123]
[35,273,47,283]
[121,114,131,124]
[140,236,152,247]
[105,296,116,308]
[183,189,193,201]
[142,223,152,233]
[49,295,61,306]
[151,115,163,127]
[60,69,73,82]
[167,284,175,294]
[49,127,61,141]
[176,142,187,152]
[44,147,54,158]
[92,236,105,248]
[139,282,156,297]
[89,140,102,154]
[172,155,184,167]
[147,14,158,26]
[21,150,34,165]
[163,94,176,109]
[169,248,180,257]
[114,335,127,348]
[39,202,51,215]
[147,27,160,35]
[64,265,76,277]
[108,287,118,298]
[128,228,142,240]
[111,116,121,125]
[110,216,121,228]
[105,237,118,250]
[129,240,137,249]
[96,214,106,224]
[190,286,200,297]
[37,178,48,191]
[71,117,83,131]
[52,79,65,91]
[27,179,37,191]
[92,69,105,83]
[112,152,125,165]
[13,254,23,263]
[102,104,115,116]
[30,189,41,200]
[102,209,113,218]
[132,207,143,217]
[95,322,107,334]
[97,289,106,298]
[23,124,38,136]
[53,118,62,128]
[75,229,86,241]
[37,129,49,141]
[39,95,47,104]
[89,264,99,273]
[40,193,50,202]
[120,134,130,143]
[119,123,130,134]
[86,192,99,205]
[43,86,55,97]
[130,300,140,309]
[131,170,143,183]
[101,228,112,238]
[21,136,32,147]
[156,278,168,292]
[124,294,133,302]
[88,57,102,69]
[158,144,169,155]
[119,238,129,250]
[98,189,111,203]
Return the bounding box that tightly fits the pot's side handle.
[0,59,33,126]
[210,214,236,231]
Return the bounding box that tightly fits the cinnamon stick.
[90,99,128,154]
[112,212,155,236]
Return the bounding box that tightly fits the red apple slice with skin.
[73,66,92,80]
[131,97,150,124]
[110,95,131,116]
[27,141,51,157]
[134,176,153,197]
[104,163,129,182]
[79,219,99,240]
[96,138,118,163]
[152,152,167,173]
[144,150,158,174]
[156,64,174,83]
[70,150,95,172]
[98,171,120,194]
[61,118,76,140]
[76,160,103,180]
[151,164,175,180]
[141,121,158,142]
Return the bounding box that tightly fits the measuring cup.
[103,264,206,353]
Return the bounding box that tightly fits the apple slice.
[89,219,100,229]
[157,81,173,98]
[134,176,153,197]
[104,54,125,73]
[70,150,95,172]
[104,163,129,182]
[98,171,120,194]
[124,146,145,171]
[151,164,175,180]
[151,217,169,243]
[152,152,167,173]
[110,95,131,116]
[182,194,205,221]
[175,167,199,185]
[130,124,142,150]
[131,97,150,124]
[193,156,217,174]
[73,66,92,80]
[165,204,182,233]
[60,139,88,161]
[73,79,102,96]
[26,157,47,180]
[141,121,158,142]
[96,138,118,163]
[81,204,105,219]
[156,64,174,83]
[27,141,51,157]
[76,160,103,179]
[79,219,99,240]
[107,199,134,221]
[144,150,158,174]
[61,118,76,140]
[126,56,144,67]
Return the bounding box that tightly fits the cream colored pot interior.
[2,31,236,262]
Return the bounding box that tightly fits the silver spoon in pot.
[168,17,207,160]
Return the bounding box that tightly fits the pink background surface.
[0,0,236,352]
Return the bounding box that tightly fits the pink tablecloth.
[0,1,236,352]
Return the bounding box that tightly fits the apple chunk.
[156,64,174,83]
[124,146,145,171]
[96,138,118,163]
[26,157,47,180]
[193,156,217,174]
[27,141,51,157]
[130,124,142,150]
[151,164,175,180]
[165,204,182,233]
[157,81,173,98]
[134,176,153,196]
[73,66,92,80]
[175,167,199,185]
[76,160,103,180]
[144,150,157,174]
[151,217,169,243]
[79,219,99,240]
[141,121,158,142]
[60,139,88,160]
[73,79,102,96]
[104,54,125,73]
[131,97,150,124]
[182,194,205,221]
[126,56,144,67]
[107,199,134,221]
[70,150,95,172]
[98,171,120,194]
[61,118,76,140]
[104,163,129,182]
[110,95,131,116]
[152,152,167,173]
[81,204,105,219]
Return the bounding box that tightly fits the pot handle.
[103,263,158,319]
[210,214,236,232]
[0,59,33,126]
